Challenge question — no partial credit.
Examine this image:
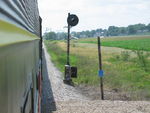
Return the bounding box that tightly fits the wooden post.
[97,36,104,100]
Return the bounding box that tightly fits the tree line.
[44,23,150,40]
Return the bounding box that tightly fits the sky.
[38,0,150,33]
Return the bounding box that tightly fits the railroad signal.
[64,13,79,85]
[67,14,79,27]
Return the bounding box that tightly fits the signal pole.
[67,13,71,65]
[64,13,79,84]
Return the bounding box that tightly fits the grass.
[45,40,100,85]
[79,35,150,51]
[45,35,150,100]
[45,41,77,72]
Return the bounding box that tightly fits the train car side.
[0,0,42,113]
[0,20,42,113]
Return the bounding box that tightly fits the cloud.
[38,0,150,32]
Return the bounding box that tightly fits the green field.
[45,35,150,100]
[79,35,150,51]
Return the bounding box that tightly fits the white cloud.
[38,0,150,32]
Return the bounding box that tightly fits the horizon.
[44,22,150,33]
[38,0,150,33]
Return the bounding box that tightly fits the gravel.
[41,45,150,113]
[54,100,150,113]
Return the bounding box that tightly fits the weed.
[132,50,150,72]
[120,51,131,61]
[109,51,131,62]
[72,43,76,47]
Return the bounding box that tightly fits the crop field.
[45,35,150,100]
[79,35,150,51]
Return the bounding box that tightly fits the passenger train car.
[0,0,42,113]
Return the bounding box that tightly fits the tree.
[120,27,127,35]
[127,25,137,34]
[108,26,120,36]
[147,23,150,31]
[137,24,146,30]
[56,32,67,40]
[44,32,56,40]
